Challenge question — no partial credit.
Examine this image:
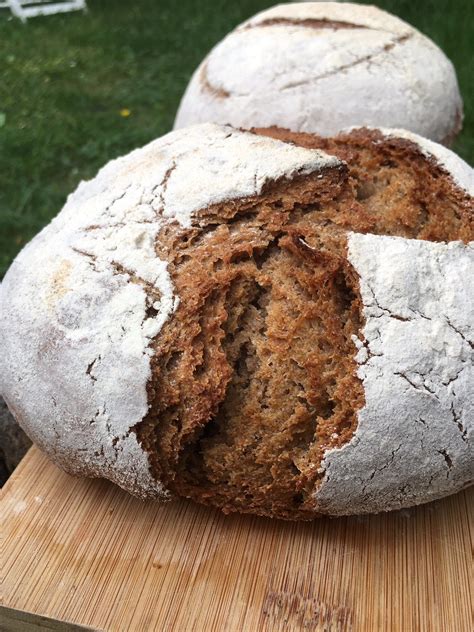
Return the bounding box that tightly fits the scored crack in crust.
[137,126,472,519]
[0,124,472,519]
[138,169,366,519]
[174,2,463,146]
[0,124,341,503]
[197,3,415,100]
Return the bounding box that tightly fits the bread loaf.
[1,123,472,518]
[174,2,463,145]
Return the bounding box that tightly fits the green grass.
[0,0,472,277]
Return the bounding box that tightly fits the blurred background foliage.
[0,0,472,277]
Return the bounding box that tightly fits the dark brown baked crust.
[136,127,473,520]
[255,127,473,242]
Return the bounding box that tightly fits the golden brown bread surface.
[135,128,472,520]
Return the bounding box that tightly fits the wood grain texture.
[1,447,473,632]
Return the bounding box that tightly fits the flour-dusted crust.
[0,124,339,499]
[1,124,472,517]
[315,234,474,514]
[174,2,463,144]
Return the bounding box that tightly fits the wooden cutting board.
[1,446,472,631]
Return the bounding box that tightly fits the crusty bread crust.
[1,124,472,518]
[174,2,463,145]
[0,124,340,502]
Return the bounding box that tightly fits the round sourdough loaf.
[174,2,463,145]
[0,123,472,519]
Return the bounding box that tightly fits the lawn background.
[1,0,472,278]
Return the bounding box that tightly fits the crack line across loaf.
[1,122,472,518]
[200,32,413,100]
[0,124,341,502]
[194,2,417,101]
